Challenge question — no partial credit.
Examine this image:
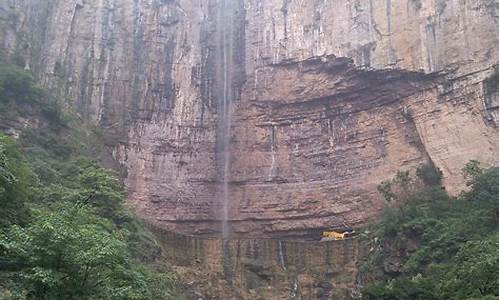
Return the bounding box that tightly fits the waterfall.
[278,240,286,270]
[290,278,299,299]
[217,0,234,239]
[277,240,300,299]
[268,125,277,181]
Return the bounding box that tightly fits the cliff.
[0,0,498,236]
[152,228,364,299]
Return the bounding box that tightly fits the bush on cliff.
[0,135,33,228]
[0,63,66,127]
[361,162,499,300]
[0,134,178,300]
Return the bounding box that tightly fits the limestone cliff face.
[1,0,498,236]
[152,228,364,299]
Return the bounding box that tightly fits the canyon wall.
[152,228,364,299]
[0,0,498,236]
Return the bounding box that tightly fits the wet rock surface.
[0,0,498,236]
[152,228,364,300]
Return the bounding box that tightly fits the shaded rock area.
[152,227,365,300]
[0,0,497,237]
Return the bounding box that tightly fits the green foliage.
[78,166,125,220]
[28,156,126,220]
[415,163,442,186]
[461,166,499,234]
[363,277,439,300]
[0,136,178,299]
[18,127,162,263]
[439,236,499,299]
[0,135,32,227]
[463,160,484,184]
[1,203,124,298]
[21,130,73,160]
[0,63,66,127]
[377,181,396,203]
[362,162,499,300]
[0,62,179,299]
[122,217,162,263]
[0,202,177,300]
[377,164,443,204]
[0,64,39,104]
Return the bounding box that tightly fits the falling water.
[217,0,234,239]
[277,240,300,299]
[290,278,300,299]
[278,240,286,270]
[268,125,277,181]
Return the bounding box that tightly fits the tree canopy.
[361,163,499,300]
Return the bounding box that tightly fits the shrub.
[362,162,499,300]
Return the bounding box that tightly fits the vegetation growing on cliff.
[0,62,179,299]
[0,63,66,127]
[361,162,499,300]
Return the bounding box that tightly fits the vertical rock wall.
[153,228,363,299]
[244,0,497,74]
[0,0,497,236]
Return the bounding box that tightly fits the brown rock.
[0,0,497,236]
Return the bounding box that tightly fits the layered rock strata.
[153,228,364,300]
[0,0,498,236]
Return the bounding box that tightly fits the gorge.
[0,0,498,298]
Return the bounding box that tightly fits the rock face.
[0,0,498,236]
[152,227,364,299]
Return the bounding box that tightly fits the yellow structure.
[321,230,353,240]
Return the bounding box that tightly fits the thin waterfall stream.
[278,240,286,271]
[277,240,300,299]
[268,125,277,181]
[218,0,234,239]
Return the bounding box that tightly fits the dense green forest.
[360,163,499,300]
[0,62,180,299]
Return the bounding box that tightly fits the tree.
[78,166,125,222]
[0,64,39,104]
[462,160,483,185]
[0,134,32,227]
[439,237,499,299]
[462,162,499,224]
[415,163,442,186]
[0,202,176,300]
[362,162,499,300]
